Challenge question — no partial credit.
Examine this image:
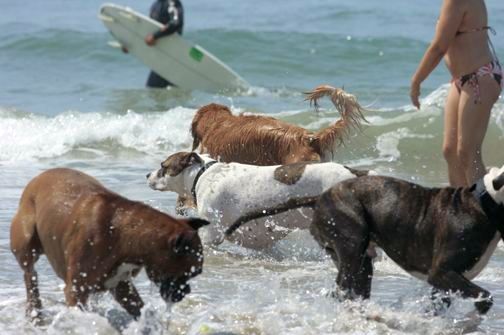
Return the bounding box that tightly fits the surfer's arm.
[146,24,178,46]
[148,1,182,43]
[145,2,183,45]
[152,24,179,39]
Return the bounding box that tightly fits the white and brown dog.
[10,168,209,322]
[176,85,368,214]
[147,151,374,249]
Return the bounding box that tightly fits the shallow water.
[2,0,504,334]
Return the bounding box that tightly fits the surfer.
[146,0,184,88]
[410,0,502,187]
[121,0,184,88]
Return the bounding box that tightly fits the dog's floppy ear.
[186,217,210,230]
[186,152,203,166]
[166,152,203,176]
[305,135,321,151]
[492,172,504,191]
[172,230,197,254]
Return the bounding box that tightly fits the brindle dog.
[226,167,504,315]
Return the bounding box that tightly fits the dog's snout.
[146,172,151,179]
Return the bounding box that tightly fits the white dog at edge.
[147,151,375,249]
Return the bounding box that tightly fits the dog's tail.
[304,85,368,158]
[224,195,319,236]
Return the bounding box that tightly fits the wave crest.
[0,107,195,161]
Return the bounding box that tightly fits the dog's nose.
[146,172,151,179]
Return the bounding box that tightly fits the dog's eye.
[158,166,168,178]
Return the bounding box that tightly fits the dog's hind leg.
[10,204,43,322]
[428,270,493,314]
[334,245,373,300]
[111,280,144,319]
[311,193,373,300]
[320,245,372,300]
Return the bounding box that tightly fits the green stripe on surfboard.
[189,47,204,62]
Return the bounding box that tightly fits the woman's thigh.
[443,83,460,152]
[457,75,500,153]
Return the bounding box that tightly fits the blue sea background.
[1,1,504,334]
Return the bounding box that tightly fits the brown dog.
[190,85,367,165]
[10,168,209,322]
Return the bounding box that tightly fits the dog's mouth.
[146,172,166,191]
[147,179,159,190]
[159,277,191,303]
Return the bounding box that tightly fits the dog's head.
[484,166,504,204]
[145,217,209,303]
[191,103,232,150]
[147,152,204,193]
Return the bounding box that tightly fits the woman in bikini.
[410,0,502,187]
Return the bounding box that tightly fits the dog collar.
[191,161,218,206]
[471,178,504,234]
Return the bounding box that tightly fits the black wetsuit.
[146,0,184,88]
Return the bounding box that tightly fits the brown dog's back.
[191,86,367,165]
[11,169,117,277]
[191,103,319,165]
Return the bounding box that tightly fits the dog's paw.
[28,309,51,327]
[425,295,452,317]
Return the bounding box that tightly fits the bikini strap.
[457,26,496,35]
[466,26,499,62]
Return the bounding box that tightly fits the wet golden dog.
[191,85,367,165]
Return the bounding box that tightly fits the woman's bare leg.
[443,83,466,186]
[458,76,500,185]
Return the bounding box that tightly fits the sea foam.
[0,107,195,161]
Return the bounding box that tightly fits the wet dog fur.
[147,151,373,249]
[10,168,209,322]
[226,167,504,315]
[191,85,367,166]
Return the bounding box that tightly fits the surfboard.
[99,3,249,92]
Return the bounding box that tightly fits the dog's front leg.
[111,280,144,319]
[175,195,196,216]
[428,270,493,314]
[429,287,452,315]
[63,275,90,309]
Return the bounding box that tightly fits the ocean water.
[1,0,504,334]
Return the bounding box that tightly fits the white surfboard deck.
[99,3,249,92]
